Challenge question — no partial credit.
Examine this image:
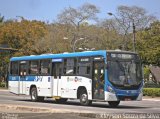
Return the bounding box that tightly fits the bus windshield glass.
[107,53,142,87]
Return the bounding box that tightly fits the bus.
[8,50,143,107]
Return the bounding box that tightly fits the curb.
[0,104,93,114]
[143,99,160,101]
[0,104,50,113]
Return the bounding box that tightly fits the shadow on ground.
[14,98,151,109]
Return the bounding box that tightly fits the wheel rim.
[81,94,87,103]
[31,90,36,100]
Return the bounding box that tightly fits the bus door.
[19,61,27,94]
[93,61,105,100]
[52,59,62,96]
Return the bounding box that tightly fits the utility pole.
[108,12,136,52]
[132,22,136,52]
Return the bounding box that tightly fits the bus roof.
[10,50,107,61]
[10,50,137,61]
[107,50,137,54]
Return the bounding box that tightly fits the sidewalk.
[0,104,93,113]
[0,88,8,91]
[143,96,160,101]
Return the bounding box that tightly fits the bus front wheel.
[30,87,44,102]
[108,101,120,107]
[80,90,92,106]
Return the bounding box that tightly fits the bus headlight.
[107,85,115,94]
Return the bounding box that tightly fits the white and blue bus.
[9,50,143,107]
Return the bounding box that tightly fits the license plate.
[125,98,131,101]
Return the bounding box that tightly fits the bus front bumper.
[105,91,143,101]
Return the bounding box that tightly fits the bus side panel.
[25,76,52,97]
[9,76,19,94]
[37,76,52,97]
[60,76,92,100]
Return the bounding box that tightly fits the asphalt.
[0,89,160,119]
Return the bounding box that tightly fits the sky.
[0,0,160,23]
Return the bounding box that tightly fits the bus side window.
[77,57,91,76]
[40,60,50,75]
[29,60,39,75]
[19,61,27,76]
[10,61,18,75]
[52,63,57,78]
[63,58,76,75]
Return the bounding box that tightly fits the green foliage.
[143,88,160,97]
[0,20,48,55]
[137,21,160,66]
[144,83,160,88]
[0,82,5,87]
[143,66,150,81]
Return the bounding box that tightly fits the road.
[0,90,160,118]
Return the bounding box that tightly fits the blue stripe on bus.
[9,76,19,81]
[9,76,35,81]
[9,76,51,82]
[115,89,139,96]
[10,50,107,61]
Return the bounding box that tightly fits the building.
[149,66,160,84]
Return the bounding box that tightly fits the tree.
[57,3,100,51]
[102,5,156,51]
[137,21,160,66]
[57,3,99,31]
[116,5,156,32]
[0,14,4,23]
[0,19,48,55]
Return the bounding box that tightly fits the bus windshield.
[107,53,143,87]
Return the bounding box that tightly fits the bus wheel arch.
[30,85,44,102]
[77,86,92,106]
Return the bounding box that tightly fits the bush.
[144,83,160,88]
[143,88,160,97]
[143,66,150,80]
[0,82,6,87]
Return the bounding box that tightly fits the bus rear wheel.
[80,90,92,106]
[108,101,120,107]
[30,87,44,102]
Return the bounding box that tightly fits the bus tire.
[30,87,44,102]
[80,90,92,106]
[108,101,120,108]
[55,98,68,103]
